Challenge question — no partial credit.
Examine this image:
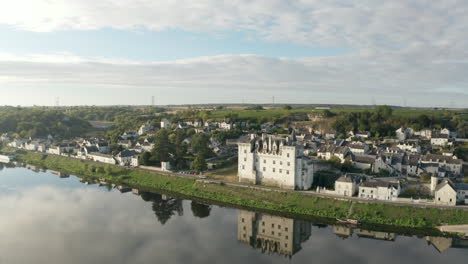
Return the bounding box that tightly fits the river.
[0,164,467,264]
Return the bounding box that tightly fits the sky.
[0,0,467,107]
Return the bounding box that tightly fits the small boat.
[336,218,361,225]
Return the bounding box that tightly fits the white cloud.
[0,52,466,106]
[0,1,467,106]
[1,0,467,52]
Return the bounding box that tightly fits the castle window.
[278,225,281,229]
[242,165,245,169]
[278,233,281,237]
[263,160,266,164]
[287,153,290,158]
[272,231,275,235]
[242,218,244,223]
[244,150,247,154]
[273,168,275,172]
[263,167,266,171]
[243,226,246,231]
[286,171,289,175]
[273,160,276,165]
[262,229,265,233]
[285,235,288,239]
[279,169,282,173]
[280,161,283,165]
[285,227,288,231]
[287,162,290,166]
[243,234,246,238]
[285,243,288,247]
[262,222,265,226]
[244,158,246,162]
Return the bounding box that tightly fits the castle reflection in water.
[237,209,468,258]
[237,210,312,258]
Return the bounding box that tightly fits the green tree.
[191,133,210,155]
[152,129,172,162]
[283,105,292,110]
[140,151,153,166]
[193,152,207,172]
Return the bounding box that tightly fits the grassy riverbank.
[14,151,468,228]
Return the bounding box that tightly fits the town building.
[432,177,468,206]
[358,180,401,200]
[334,174,362,197]
[88,153,116,164]
[238,133,315,190]
[138,122,154,135]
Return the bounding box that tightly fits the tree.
[140,151,152,166]
[193,152,207,172]
[283,105,292,110]
[152,129,172,162]
[191,133,210,156]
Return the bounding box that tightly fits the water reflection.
[1,166,468,263]
[237,210,311,258]
[140,192,184,225]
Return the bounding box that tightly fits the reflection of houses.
[237,210,311,258]
[426,236,468,254]
[356,229,396,241]
[332,225,396,241]
[333,225,353,239]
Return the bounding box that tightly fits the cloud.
[1,1,467,52]
[0,52,467,106]
[0,1,467,106]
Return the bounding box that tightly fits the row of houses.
[333,174,401,201]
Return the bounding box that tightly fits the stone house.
[358,180,401,201]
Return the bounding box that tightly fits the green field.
[208,107,468,120]
[13,151,468,228]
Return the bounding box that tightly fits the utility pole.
[151,96,155,106]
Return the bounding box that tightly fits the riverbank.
[12,150,468,228]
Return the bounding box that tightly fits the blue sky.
[0,25,349,61]
[0,0,467,107]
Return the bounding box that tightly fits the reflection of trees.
[190,201,211,218]
[0,162,4,171]
[140,192,183,225]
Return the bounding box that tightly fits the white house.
[421,154,463,176]
[161,119,172,129]
[317,145,350,163]
[115,150,138,166]
[219,121,234,130]
[396,142,421,153]
[88,153,116,164]
[395,127,413,141]
[431,134,450,146]
[358,180,401,201]
[238,133,314,190]
[334,174,362,197]
[138,123,154,135]
[348,143,369,155]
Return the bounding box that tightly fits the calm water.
[0,163,467,264]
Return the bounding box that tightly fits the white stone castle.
[237,133,314,190]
